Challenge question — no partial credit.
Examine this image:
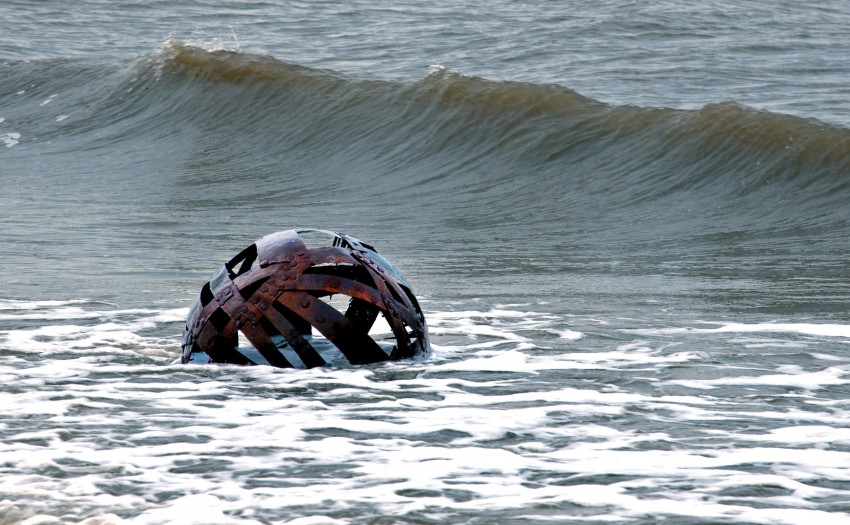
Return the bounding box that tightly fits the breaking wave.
[3,40,849,237]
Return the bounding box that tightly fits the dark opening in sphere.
[181,229,429,367]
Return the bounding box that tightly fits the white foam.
[133,494,259,525]
[551,328,584,340]
[669,366,848,390]
[426,308,583,347]
[632,322,850,338]
[2,132,20,147]
[282,518,347,525]
[0,302,185,360]
[0,306,102,321]
[3,301,850,522]
[39,94,57,106]
[737,425,850,445]
[0,299,101,311]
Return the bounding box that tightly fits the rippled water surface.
[2,1,849,523]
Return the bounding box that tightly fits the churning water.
[2,1,850,523]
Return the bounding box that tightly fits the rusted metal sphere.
[181,229,429,367]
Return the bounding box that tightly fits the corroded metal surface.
[182,229,429,367]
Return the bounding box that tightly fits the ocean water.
[2,1,850,523]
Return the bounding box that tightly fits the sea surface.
[2,1,850,524]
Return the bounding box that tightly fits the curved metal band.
[215,283,294,368]
[278,290,390,365]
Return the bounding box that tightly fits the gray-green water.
[2,2,849,523]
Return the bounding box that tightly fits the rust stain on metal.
[182,229,429,367]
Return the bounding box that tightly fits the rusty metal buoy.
[181,229,429,367]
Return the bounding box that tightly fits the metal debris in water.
[181,229,429,367]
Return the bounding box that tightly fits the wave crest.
[3,42,848,228]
